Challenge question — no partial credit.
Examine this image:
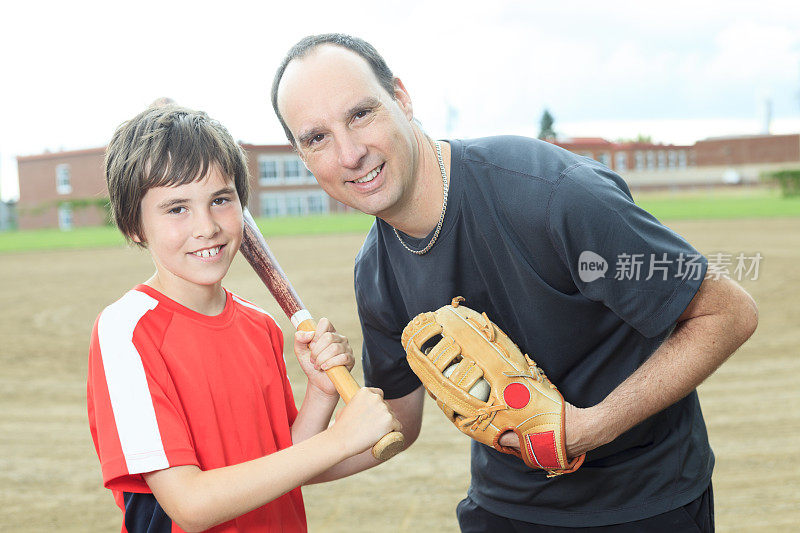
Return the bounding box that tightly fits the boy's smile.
[134,167,243,314]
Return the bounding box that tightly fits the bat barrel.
[240,210,404,461]
[240,209,305,319]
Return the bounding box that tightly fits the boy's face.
[134,167,243,298]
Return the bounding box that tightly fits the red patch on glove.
[503,382,530,409]
[524,431,559,468]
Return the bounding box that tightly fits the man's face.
[277,45,419,219]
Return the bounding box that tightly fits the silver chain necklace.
[394,140,449,255]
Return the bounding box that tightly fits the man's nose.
[192,208,220,239]
[336,133,368,169]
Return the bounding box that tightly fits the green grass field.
[0,212,375,253]
[2,188,799,253]
[633,186,800,220]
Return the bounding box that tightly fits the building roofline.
[240,143,295,152]
[17,146,107,162]
[698,133,800,142]
[16,142,296,163]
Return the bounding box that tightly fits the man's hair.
[271,33,395,145]
[105,104,250,247]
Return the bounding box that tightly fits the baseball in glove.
[401,297,585,477]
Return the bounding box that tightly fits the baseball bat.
[239,208,405,461]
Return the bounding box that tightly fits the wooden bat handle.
[240,210,404,461]
[295,319,405,461]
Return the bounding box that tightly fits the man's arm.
[306,385,426,483]
[498,276,757,456]
[566,275,758,456]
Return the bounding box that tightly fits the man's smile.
[351,163,384,184]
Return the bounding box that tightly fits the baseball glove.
[401,297,585,477]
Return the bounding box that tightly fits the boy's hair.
[105,104,250,247]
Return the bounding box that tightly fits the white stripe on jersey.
[231,294,278,323]
[97,290,169,474]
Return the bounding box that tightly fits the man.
[271,34,758,531]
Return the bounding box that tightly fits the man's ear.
[393,77,414,120]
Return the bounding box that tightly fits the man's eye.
[354,109,370,120]
[309,133,325,145]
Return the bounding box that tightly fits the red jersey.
[87,284,307,532]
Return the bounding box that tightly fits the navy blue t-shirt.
[354,136,712,527]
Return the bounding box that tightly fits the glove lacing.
[468,312,555,389]
[459,403,507,431]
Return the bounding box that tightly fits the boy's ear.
[131,232,143,244]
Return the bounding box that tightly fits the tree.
[538,109,556,140]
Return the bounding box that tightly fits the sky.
[1,0,799,201]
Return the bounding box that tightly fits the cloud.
[3,1,800,200]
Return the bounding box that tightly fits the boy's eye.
[212,197,230,206]
[168,206,186,214]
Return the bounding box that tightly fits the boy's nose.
[192,210,220,239]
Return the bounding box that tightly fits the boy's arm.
[288,318,353,444]
[306,386,425,484]
[144,387,397,532]
[290,383,338,444]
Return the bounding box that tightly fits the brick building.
[553,138,695,174]
[17,133,800,229]
[554,134,800,190]
[17,148,108,230]
[16,144,350,230]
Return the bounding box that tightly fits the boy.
[87,104,400,532]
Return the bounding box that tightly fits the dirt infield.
[1,217,798,532]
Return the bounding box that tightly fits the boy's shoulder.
[92,287,173,357]
[228,291,277,323]
[92,285,283,351]
[96,287,163,333]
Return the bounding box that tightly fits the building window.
[259,156,314,185]
[283,159,303,182]
[668,150,677,169]
[308,194,327,214]
[285,195,303,216]
[615,152,627,172]
[259,158,279,184]
[58,203,73,230]
[259,191,330,218]
[56,164,72,194]
[597,152,611,167]
[678,150,687,168]
[657,151,667,169]
[646,151,656,170]
[635,151,645,170]
[261,195,281,217]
